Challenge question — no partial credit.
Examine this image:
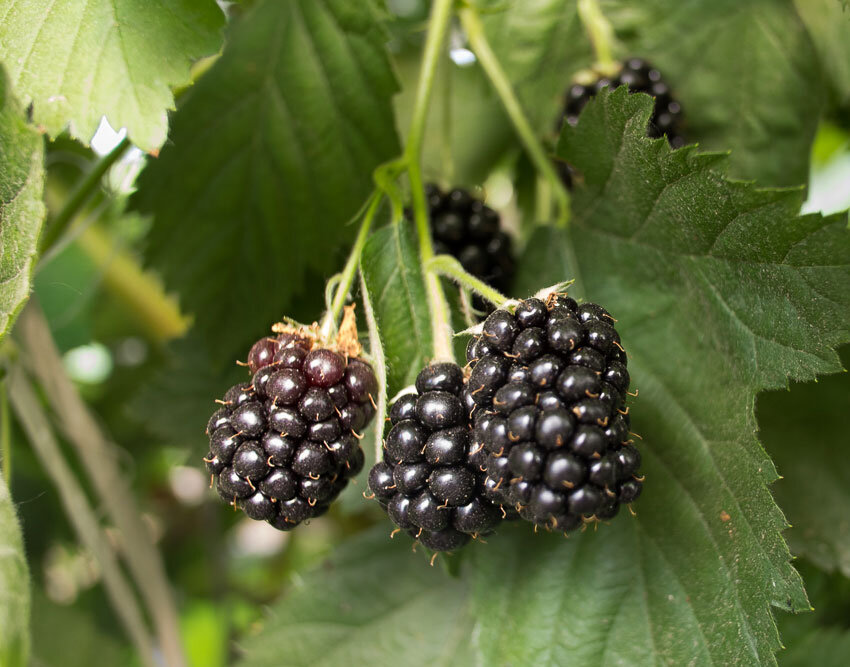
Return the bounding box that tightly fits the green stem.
[358,271,387,462]
[40,137,132,253]
[1,381,10,487]
[459,5,570,229]
[7,364,157,667]
[319,191,382,339]
[427,255,511,309]
[577,0,617,73]
[406,0,456,362]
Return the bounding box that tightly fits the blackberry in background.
[465,295,643,533]
[367,362,504,552]
[426,184,515,314]
[203,310,378,531]
[557,58,685,188]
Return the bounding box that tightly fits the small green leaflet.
[0,67,45,345]
[0,0,225,151]
[133,0,401,361]
[0,475,30,667]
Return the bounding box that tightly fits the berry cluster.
[367,363,503,552]
[426,184,515,311]
[204,329,378,531]
[464,296,642,532]
[562,58,685,148]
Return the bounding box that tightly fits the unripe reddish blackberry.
[367,362,503,552]
[465,295,642,532]
[203,307,378,531]
[426,184,515,314]
[558,58,684,188]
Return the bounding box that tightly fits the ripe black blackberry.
[367,362,503,552]
[426,184,515,313]
[203,309,377,531]
[465,295,643,532]
[558,58,684,187]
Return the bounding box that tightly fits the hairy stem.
[40,137,132,254]
[427,255,511,309]
[359,271,388,462]
[459,5,571,229]
[1,382,10,487]
[319,191,382,339]
[577,0,617,73]
[406,0,456,362]
[7,364,156,667]
[16,303,187,667]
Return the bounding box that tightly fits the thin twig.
[16,303,186,667]
[39,137,132,254]
[6,365,156,667]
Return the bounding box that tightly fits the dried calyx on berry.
[558,58,684,187]
[203,307,378,531]
[425,184,515,314]
[367,362,504,553]
[464,295,643,533]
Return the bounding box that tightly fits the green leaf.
[133,0,401,360]
[758,347,850,577]
[0,475,30,667]
[474,87,850,666]
[794,0,850,105]
[0,68,45,344]
[237,528,475,667]
[0,0,225,151]
[361,223,432,398]
[602,0,826,186]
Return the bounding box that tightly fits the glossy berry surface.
[368,362,504,552]
[204,328,378,531]
[466,295,643,532]
[425,184,515,315]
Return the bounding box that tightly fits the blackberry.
[204,308,378,531]
[368,362,503,552]
[558,58,684,188]
[466,295,643,532]
[425,184,515,314]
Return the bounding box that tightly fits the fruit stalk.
[320,190,382,339]
[405,0,457,362]
[427,254,510,310]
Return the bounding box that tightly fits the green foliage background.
[0,0,848,666]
